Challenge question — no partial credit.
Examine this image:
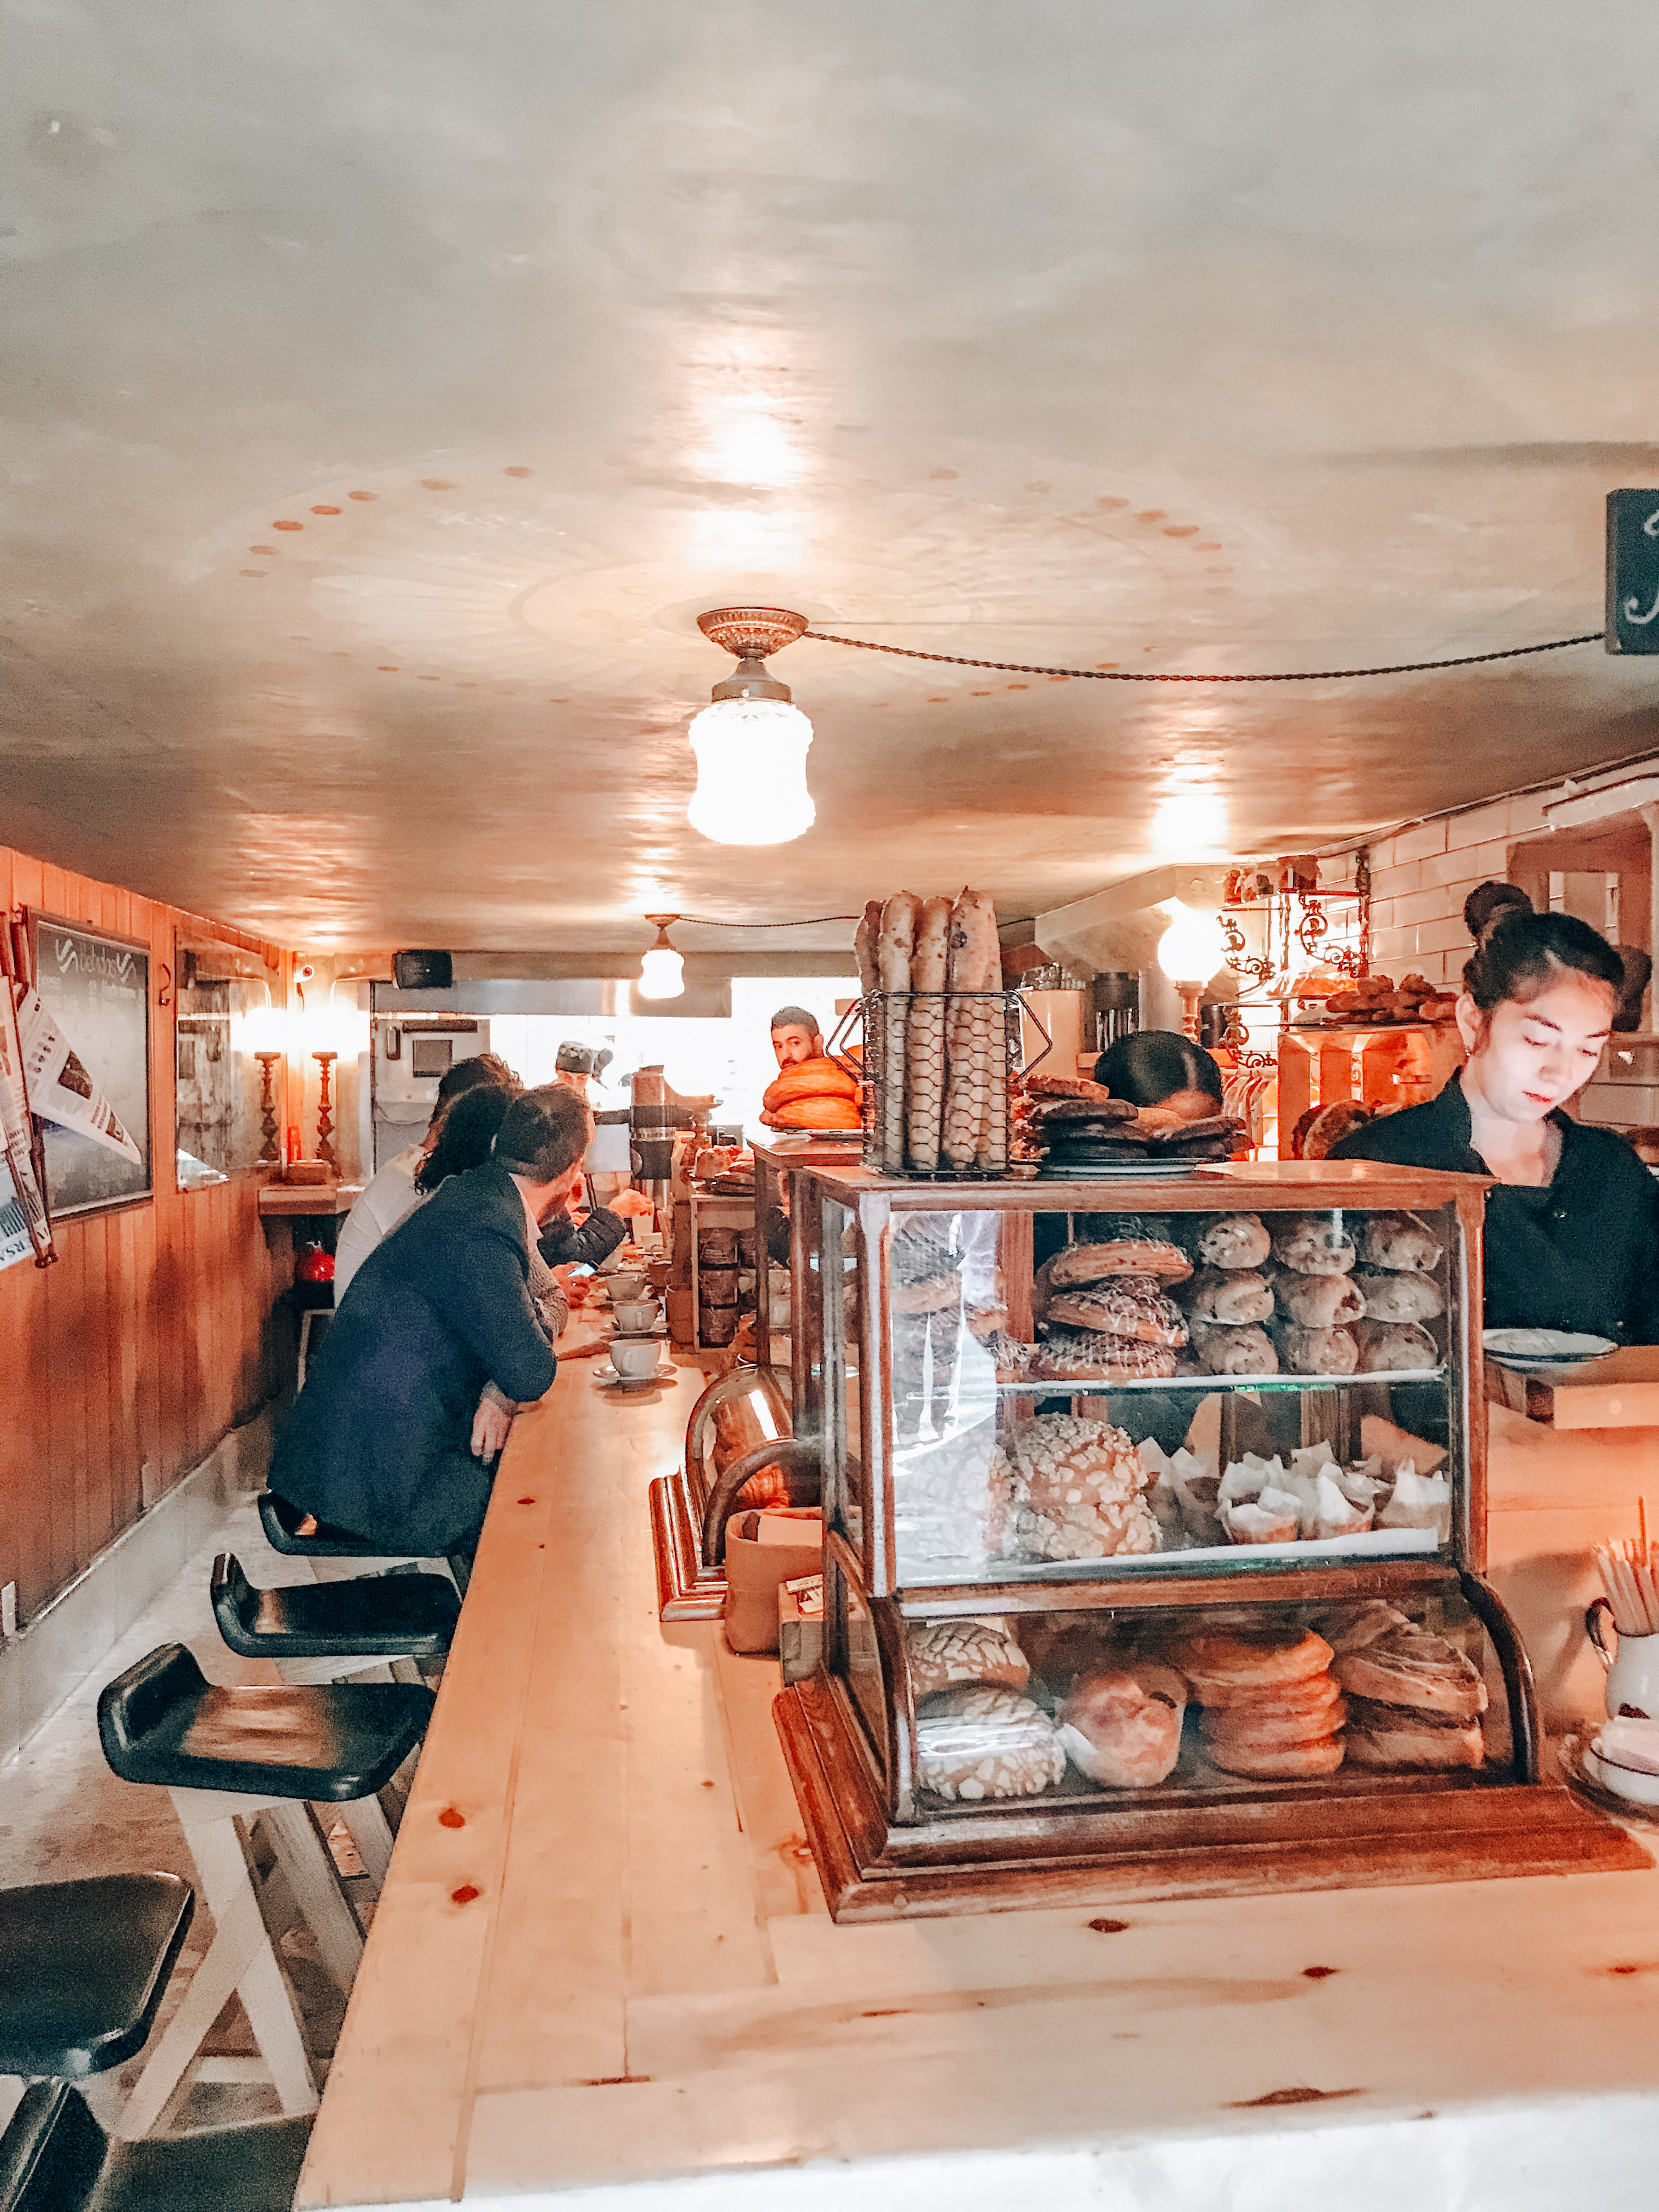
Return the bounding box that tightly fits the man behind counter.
[770,1005,823,1068]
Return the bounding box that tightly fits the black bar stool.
[0,2081,310,2212]
[98,1644,432,2138]
[0,1875,309,2208]
[257,1489,470,1594]
[0,1874,193,2083]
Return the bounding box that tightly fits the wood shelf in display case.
[774,1159,1649,1919]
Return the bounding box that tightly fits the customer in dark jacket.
[270,1086,590,1556]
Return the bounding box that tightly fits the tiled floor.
[0,1491,367,2134]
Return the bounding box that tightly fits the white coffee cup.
[610,1335,662,1379]
[612,1299,660,1335]
[606,1272,648,1302]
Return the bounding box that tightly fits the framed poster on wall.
[26,916,151,1215]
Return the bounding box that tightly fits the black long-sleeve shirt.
[1329,1073,1659,1344]
[537,1204,628,1273]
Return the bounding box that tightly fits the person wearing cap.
[540,1038,653,1268]
[269,1085,590,1560]
[334,1052,519,1300]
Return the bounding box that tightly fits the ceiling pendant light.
[637,913,686,1000]
[686,607,815,846]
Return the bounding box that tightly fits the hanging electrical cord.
[673,912,862,927]
[799,628,1604,684]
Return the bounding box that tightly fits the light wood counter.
[300,1352,1659,2212]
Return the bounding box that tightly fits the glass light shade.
[638,945,686,1001]
[686,697,815,846]
[1156,899,1226,985]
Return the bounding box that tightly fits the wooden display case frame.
[775,1159,1649,1918]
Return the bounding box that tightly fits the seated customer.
[269,1086,588,1559]
[1093,1031,1224,1120]
[334,1052,520,1298]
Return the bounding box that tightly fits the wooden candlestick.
[313,1049,338,1169]
[255,1051,282,1165]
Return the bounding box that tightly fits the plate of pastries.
[1017,1076,1245,1177]
[1311,972,1460,1026]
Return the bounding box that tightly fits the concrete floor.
[0,1490,371,2136]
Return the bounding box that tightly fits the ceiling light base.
[711,654,792,703]
[696,606,808,659]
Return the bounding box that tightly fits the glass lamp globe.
[637,945,685,1001]
[1156,899,1225,985]
[686,697,815,847]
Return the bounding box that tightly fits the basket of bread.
[850,886,1037,1177]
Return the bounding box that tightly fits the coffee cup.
[612,1299,660,1335]
[605,1272,648,1303]
[610,1335,662,1379]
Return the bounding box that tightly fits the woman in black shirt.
[1331,894,1659,1344]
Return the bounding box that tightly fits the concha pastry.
[996,1413,1160,1563]
[1270,1215,1357,1276]
[907,1621,1031,1701]
[915,1684,1066,1802]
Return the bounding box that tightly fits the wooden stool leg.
[335,1797,395,1890]
[119,1808,319,2139]
[259,1801,365,1991]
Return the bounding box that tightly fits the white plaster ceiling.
[4,3,1659,953]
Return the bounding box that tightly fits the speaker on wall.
[392,949,454,990]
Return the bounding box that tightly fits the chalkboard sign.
[29,917,151,1215]
[1606,490,1659,654]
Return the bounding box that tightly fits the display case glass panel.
[875,1199,1460,1590]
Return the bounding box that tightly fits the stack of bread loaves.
[992,1412,1160,1562]
[855,888,1005,1175]
[1166,1626,1347,1778]
[1030,1225,1193,1383]
[1174,1211,1277,1375]
[759,1055,860,1131]
[1318,1602,1487,1768]
[907,1621,1066,1802]
[1265,1210,1443,1375]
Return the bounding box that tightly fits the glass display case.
[775,1160,1646,1917]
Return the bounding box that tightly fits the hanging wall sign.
[1606,491,1659,653]
[27,916,151,1215]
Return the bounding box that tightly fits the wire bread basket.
[825,991,1050,1179]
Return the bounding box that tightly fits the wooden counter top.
[299,1355,1659,2211]
[1487,1345,1659,1428]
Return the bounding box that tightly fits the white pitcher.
[1585,1599,1659,1722]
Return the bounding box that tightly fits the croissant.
[762,1057,859,1113]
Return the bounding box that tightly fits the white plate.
[1483,1328,1616,1365]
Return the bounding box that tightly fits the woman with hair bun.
[1331,887,1659,1340]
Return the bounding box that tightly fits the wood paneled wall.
[1,843,297,1625]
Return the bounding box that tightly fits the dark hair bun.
[1093,1030,1224,1108]
[1463,881,1532,940]
[1462,902,1624,1013]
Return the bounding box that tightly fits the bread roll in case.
[1182,1267,1273,1325]
[1273,1323,1359,1376]
[1271,1215,1357,1275]
[1269,1267,1365,1329]
[1353,1268,1443,1322]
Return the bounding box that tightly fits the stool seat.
[0,2081,311,2212]
[212,1553,459,1660]
[257,1491,388,1559]
[0,1876,193,2080]
[99,1645,433,1805]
